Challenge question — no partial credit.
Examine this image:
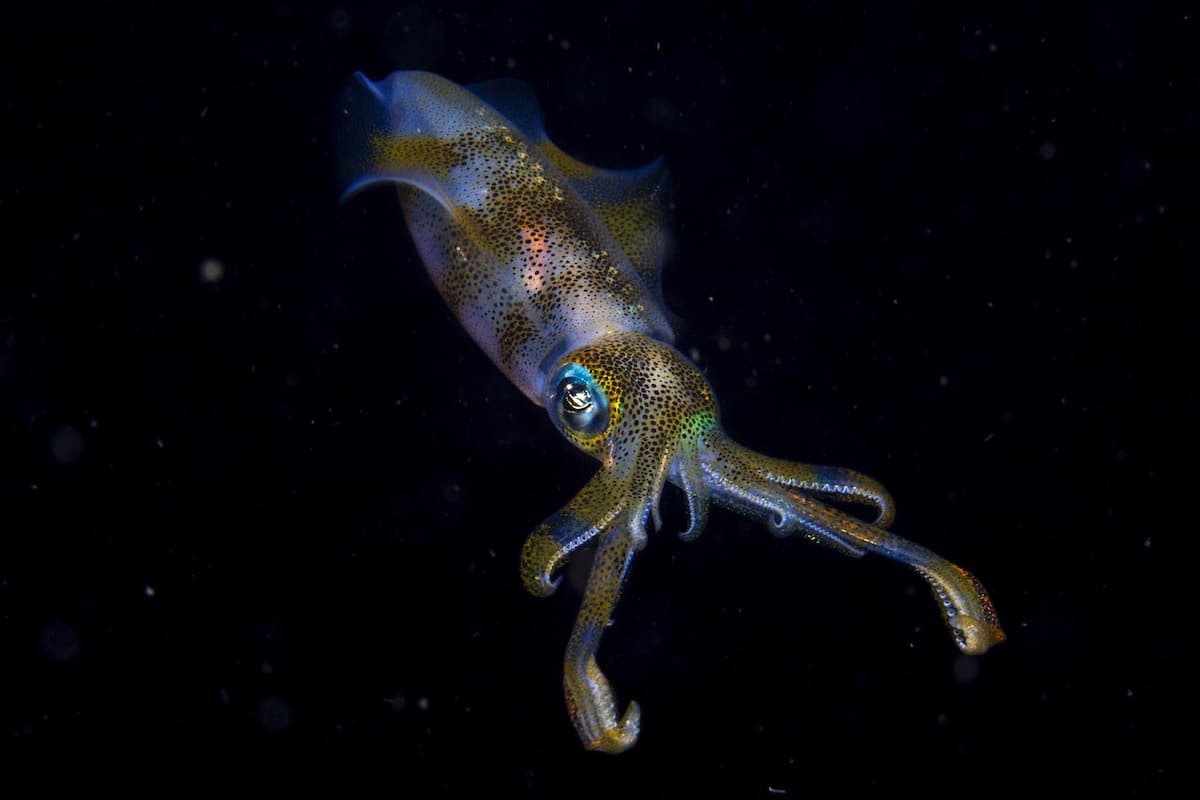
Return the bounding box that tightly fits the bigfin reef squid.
[337,70,1005,753]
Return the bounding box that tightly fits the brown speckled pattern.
[550,332,716,470]
[539,141,671,310]
[529,332,1003,751]
[528,333,717,751]
[355,73,673,403]
[344,71,1003,756]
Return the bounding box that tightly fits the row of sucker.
[698,430,1006,655]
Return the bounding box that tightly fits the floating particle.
[329,7,351,34]
[952,654,982,684]
[257,695,292,733]
[41,619,81,664]
[50,425,84,464]
[199,258,225,283]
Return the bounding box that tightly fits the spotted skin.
[339,70,1005,754]
[339,71,672,404]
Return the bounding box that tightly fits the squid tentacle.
[706,431,896,528]
[673,427,710,542]
[646,447,672,542]
[523,450,671,752]
[554,464,665,752]
[563,518,642,753]
[700,430,1005,655]
[520,472,627,597]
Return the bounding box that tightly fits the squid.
[337,70,1005,753]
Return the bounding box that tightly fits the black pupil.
[563,381,592,414]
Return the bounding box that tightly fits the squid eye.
[550,365,610,437]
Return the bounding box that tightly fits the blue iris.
[549,364,610,437]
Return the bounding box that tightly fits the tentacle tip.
[585,701,642,754]
[677,514,709,542]
[523,571,561,598]
[520,527,569,597]
[950,616,1007,655]
[872,508,896,529]
[768,511,791,537]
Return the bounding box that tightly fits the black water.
[2,3,1183,793]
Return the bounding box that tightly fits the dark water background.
[2,2,1184,793]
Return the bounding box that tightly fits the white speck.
[952,654,982,684]
[155,438,165,449]
[199,258,225,283]
[144,585,156,597]
[41,619,81,663]
[417,696,430,711]
[50,425,85,464]
[257,695,291,733]
[1144,537,1151,548]
[1039,141,1057,160]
